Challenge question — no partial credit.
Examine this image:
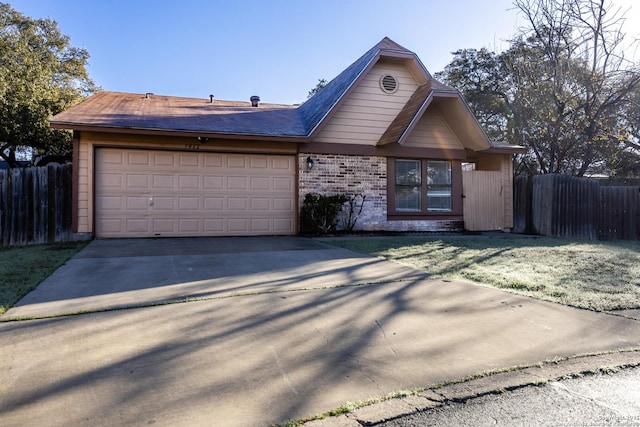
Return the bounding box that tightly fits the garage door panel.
[228,198,247,210]
[98,173,123,188]
[273,177,294,191]
[153,219,175,233]
[95,148,296,237]
[178,175,200,189]
[250,177,270,190]
[272,157,293,169]
[127,174,149,189]
[101,151,124,164]
[227,176,247,190]
[153,197,175,210]
[204,155,223,168]
[178,197,200,210]
[250,157,269,168]
[153,175,175,188]
[274,218,293,232]
[251,198,270,210]
[179,153,199,166]
[228,218,248,232]
[126,218,150,233]
[204,197,224,210]
[178,219,200,233]
[251,218,270,232]
[154,153,175,166]
[97,196,123,210]
[273,198,293,211]
[227,156,246,168]
[126,197,149,210]
[204,218,224,232]
[98,219,123,233]
[128,152,150,165]
[204,176,224,189]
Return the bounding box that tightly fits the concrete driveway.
[1,236,639,427]
[2,237,427,319]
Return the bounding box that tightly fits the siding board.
[404,109,463,150]
[314,62,418,144]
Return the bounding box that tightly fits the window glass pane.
[395,160,421,185]
[427,161,451,185]
[427,186,452,211]
[427,161,452,211]
[395,159,421,211]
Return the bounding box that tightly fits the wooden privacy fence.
[0,164,73,246]
[514,174,640,240]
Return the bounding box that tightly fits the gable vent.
[380,75,398,94]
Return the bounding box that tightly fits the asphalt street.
[380,366,640,427]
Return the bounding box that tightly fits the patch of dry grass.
[326,235,640,311]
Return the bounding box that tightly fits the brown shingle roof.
[50,37,523,153]
[51,91,305,138]
[51,37,430,140]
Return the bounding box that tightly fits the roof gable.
[50,37,521,152]
[378,82,434,146]
[377,79,494,151]
[300,37,431,137]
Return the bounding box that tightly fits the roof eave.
[50,122,309,143]
[480,145,528,154]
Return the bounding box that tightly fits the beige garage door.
[95,148,296,238]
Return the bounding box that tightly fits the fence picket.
[0,164,73,246]
[514,174,639,240]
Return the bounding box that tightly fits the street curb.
[302,349,640,426]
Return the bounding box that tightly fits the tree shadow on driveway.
[2,256,639,426]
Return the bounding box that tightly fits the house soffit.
[434,97,492,151]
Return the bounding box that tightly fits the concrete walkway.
[1,237,639,426]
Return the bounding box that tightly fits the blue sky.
[8,0,640,105]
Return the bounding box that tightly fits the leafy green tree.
[0,3,97,167]
[437,0,640,177]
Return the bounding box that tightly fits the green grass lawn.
[325,235,640,311]
[0,241,89,315]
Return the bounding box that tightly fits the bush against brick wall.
[299,153,387,230]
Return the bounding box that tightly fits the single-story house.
[50,37,524,238]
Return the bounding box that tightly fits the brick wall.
[299,153,387,230]
[298,153,462,232]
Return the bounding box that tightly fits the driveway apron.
[1,236,639,427]
[2,237,426,319]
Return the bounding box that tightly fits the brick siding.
[299,153,462,232]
